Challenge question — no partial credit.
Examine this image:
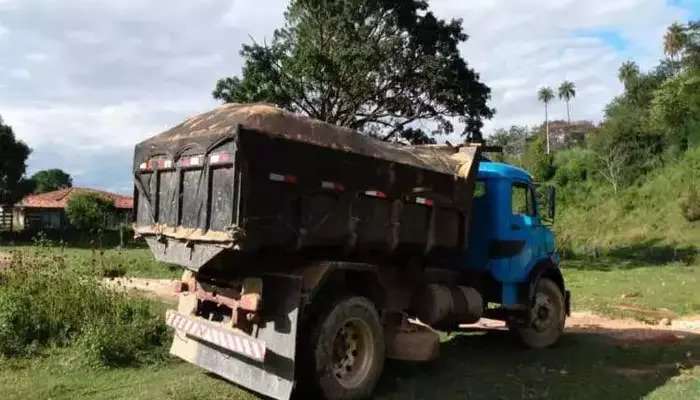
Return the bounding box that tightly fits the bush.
[553,148,595,187]
[680,185,700,222]
[79,299,167,366]
[66,192,116,231]
[523,135,554,181]
[0,252,167,365]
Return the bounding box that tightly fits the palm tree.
[538,87,555,155]
[664,22,686,71]
[618,61,639,90]
[558,81,576,125]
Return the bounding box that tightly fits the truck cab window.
[512,183,536,216]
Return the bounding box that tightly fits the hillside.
[555,146,700,261]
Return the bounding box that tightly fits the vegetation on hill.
[493,20,700,260]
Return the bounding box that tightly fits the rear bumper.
[167,274,303,400]
[165,310,266,362]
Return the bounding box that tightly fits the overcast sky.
[1,0,699,194]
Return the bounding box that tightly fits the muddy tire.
[310,296,385,400]
[512,278,566,349]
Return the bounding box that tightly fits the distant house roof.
[18,187,133,210]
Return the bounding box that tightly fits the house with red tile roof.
[12,187,133,231]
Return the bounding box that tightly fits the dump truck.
[132,104,570,400]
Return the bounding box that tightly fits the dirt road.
[103,277,178,301]
[112,277,700,343]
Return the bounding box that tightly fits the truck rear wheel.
[310,296,385,400]
[512,278,565,349]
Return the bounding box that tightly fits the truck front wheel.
[310,296,385,400]
[512,278,565,349]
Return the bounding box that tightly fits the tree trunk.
[566,100,571,125]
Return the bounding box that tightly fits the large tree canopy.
[0,116,31,204]
[213,0,493,143]
[31,169,73,194]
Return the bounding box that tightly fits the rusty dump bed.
[133,103,480,270]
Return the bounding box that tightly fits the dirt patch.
[103,277,178,302]
[0,251,12,269]
[464,311,700,345]
[109,278,700,346]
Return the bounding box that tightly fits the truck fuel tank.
[413,284,484,328]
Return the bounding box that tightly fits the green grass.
[0,350,256,400]
[2,330,699,400]
[564,258,700,321]
[1,245,180,279]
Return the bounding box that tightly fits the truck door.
[508,182,538,278]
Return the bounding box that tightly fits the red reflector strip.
[321,181,345,192]
[364,190,387,198]
[166,310,266,362]
[415,197,434,207]
[269,173,298,184]
[210,152,232,165]
[179,156,202,167]
[154,159,173,170]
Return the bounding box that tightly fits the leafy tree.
[553,147,595,187]
[684,21,700,69]
[618,61,640,90]
[537,87,555,154]
[590,99,664,191]
[30,169,73,194]
[488,125,530,163]
[558,81,576,124]
[523,134,554,182]
[213,0,493,143]
[664,22,687,73]
[66,193,115,231]
[0,116,32,204]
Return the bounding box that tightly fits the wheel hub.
[331,319,373,389]
[532,293,554,332]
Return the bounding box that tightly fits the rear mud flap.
[170,274,303,400]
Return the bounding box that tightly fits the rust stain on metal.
[133,224,235,243]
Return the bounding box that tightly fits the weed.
[679,185,700,222]
[0,252,167,366]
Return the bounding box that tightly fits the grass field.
[2,244,700,399]
[2,327,699,400]
[1,245,181,279]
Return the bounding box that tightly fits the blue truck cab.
[466,161,570,341]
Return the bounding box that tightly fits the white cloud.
[0,0,696,193]
[9,68,30,80]
[25,52,48,62]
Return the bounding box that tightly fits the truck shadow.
[375,327,700,400]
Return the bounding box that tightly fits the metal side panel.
[145,237,226,272]
[170,274,303,400]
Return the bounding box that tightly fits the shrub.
[78,299,167,367]
[66,192,116,231]
[680,185,700,222]
[553,148,595,187]
[523,135,554,181]
[0,252,167,365]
